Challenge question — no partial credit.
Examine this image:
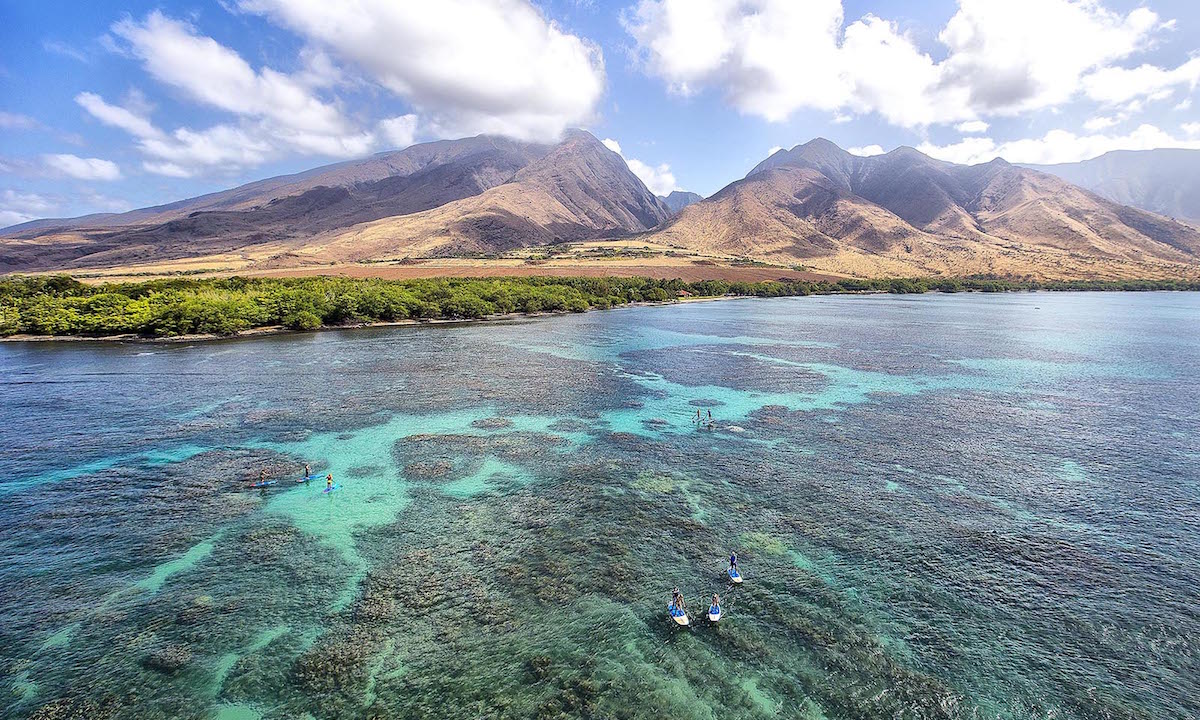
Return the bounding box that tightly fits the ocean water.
[1,292,1197,720]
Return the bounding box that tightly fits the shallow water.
[1,292,1198,720]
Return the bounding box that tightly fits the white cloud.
[0,190,57,227]
[42,154,123,181]
[112,12,355,139]
[1082,58,1200,105]
[378,115,419,149]
[624,0,850,121]
[936,1,1162,113]
[43,40,88,62]
[1177,99,1193,111]
[916,137,1005,165]
[77,92,279,178]
[624,0,1172,127]
[602,137,677,195]
[0,111,39,130]
[847,144,885,157]
[919,124,1200,165]
[955,120,989,134]
[75,92,163,140]
[80,12,387,178]
[78,190,133,213]
[1083,116,1119,131]
[626,158,677,195]
[1183,123,1200,137]
[236,0,605,142]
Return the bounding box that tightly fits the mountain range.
[647,139,1200,279]
[1023,149,1200,222]
[3,132,1199,280]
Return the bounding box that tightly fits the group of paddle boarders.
[692,408,716,430]
[669,552,743,626]
[249,463,336,493]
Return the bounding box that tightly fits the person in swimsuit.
[259,469,267,483]
[304,463,311,479]
[729,551,738,574]
[326,473,333,491]
[710,593,721,615]
[671,586,685,615]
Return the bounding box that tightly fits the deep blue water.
[1,292,1197,719]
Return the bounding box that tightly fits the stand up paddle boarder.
[708,594,721,622]
[669,586,689,624]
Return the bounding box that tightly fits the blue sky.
[2,0,1199,226]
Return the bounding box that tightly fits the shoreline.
[0,295,738,344]
[4,286,1196,344]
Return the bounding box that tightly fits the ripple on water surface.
[1,292,1198,720]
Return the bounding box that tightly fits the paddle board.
[708,605,721,622]
[668,603,689,626]
[250,480,276,488]
[323,483,342,494]
[728,567,743,584]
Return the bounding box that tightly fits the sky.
[2,0,1200,227]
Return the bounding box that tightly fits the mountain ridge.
[1023,148,1200,221]
[648,140,1200,279]
[659,191,704,215]
[3,135,1198,280]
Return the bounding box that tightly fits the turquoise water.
[1,292,1197,719]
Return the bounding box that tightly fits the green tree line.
[0,274,1196,338]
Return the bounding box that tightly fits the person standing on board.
[326,473,333,492]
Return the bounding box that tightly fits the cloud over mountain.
[237,0,605,142]
[623,0,1177,127]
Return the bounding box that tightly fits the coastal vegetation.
[1,274,1197,338]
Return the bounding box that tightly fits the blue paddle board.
[668,603,689,626]
[323,483,341,494]
[708,605,721,622]
[728,567,742,583]
[250,480,276,488]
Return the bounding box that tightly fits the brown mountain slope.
[299,130,671,261]
[651,140,1200,279]
[1,131,667,273]
[2,135,553,237]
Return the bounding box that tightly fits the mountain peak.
[747,137,854,178]
[659,190,704,215]
[800,137,844,152]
